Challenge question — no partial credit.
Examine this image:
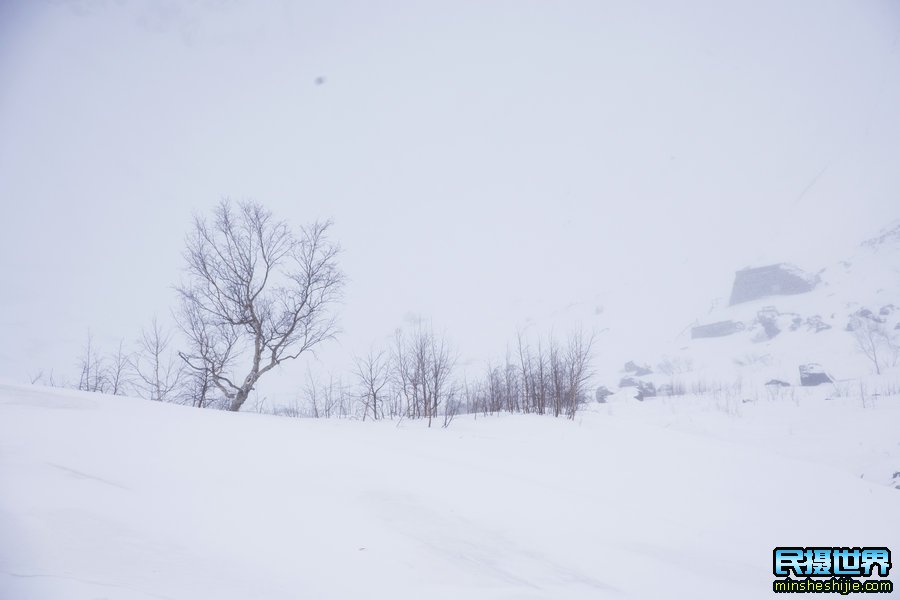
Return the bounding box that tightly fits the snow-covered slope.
[1,383,898,599]
[601,222,900,391]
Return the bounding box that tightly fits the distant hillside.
[601,222,900,395]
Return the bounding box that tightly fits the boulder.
[634,381,656,401]
[856,308,885,323]
[765,379,791,387]
[595,386,613,403]
[799,363,832,386]
[624,361,653,376]
[756,307,781,339]
[728,263,818,306]
[805,315,831,333]
[691,320,744,339]
[618,377,639,388]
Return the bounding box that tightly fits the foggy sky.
[2,0,899,402]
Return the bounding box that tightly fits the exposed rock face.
[799,363,832,386]
[728,263,818,306]
[618,378,656,401]
[595,386,612,403]
[634,381,656,401]
[756,307,781,339]
[619,377,639,388]
[691,320,744,339]
[765,379,791,387]
[862,222,900,248]
[623,361,652,376]
[846,308,887,331]
[805,315,831,333]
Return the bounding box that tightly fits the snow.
[2,382,898,599]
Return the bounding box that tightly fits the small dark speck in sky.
[314,76,326,85]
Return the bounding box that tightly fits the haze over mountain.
[1,0,899,403]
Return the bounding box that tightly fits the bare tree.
[77,333,109,393]
[176,200,344,411]
[354,348,390,421]
[390,325,456,427]
[30,368,64,388]
[563,329,596,419]
[133,318,183,402]
[464,328,594,420]
[107,340,132,396]
[181,365,218,408]
[851,317,891,375]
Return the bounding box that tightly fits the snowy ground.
[1,382,898,599]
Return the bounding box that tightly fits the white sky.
[1,0,899,402]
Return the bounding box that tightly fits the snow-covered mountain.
[602,222,900,394]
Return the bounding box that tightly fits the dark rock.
[729,263,818,306]
[619,377,639,388]
[624,361,653,376]
[799,363,832,386]
[691,320,745,339]
[806,315,831,333]
[855,308,885,323]
[765,379,791,387]
[634,381,656,401]
[862,223,900,248]
[595,386,613,403]
[756,307,781,339]
[880,304,896,316]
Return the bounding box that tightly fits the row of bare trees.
[41,199,599,423]
[459,330,595,420]
[57,320,224,408]
[294,324,459,427]
[290,326,595,426]
[851,316,900,375]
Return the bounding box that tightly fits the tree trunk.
[230,387,251,411]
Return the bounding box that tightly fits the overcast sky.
[1,0,898,402]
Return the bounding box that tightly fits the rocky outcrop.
[756,307,781,339]
[805,315,831,333]
[623,361,652,376]
[595,386,613,403]
[765,379,791,387]
[634,381,656,401]
[846,308,887,331]
[799,363,832,386]
[729,263,818,306]
[618,378,656,400]
[691,320,744,339]
[619,377,639,388]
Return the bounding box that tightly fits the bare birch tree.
[390,325,455,427]
[133,318,183,402]
[107,340,132,396]
[176,200,344,411]
[77,333,108,393]
[851,317,891,375]
[354,348,390,421]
